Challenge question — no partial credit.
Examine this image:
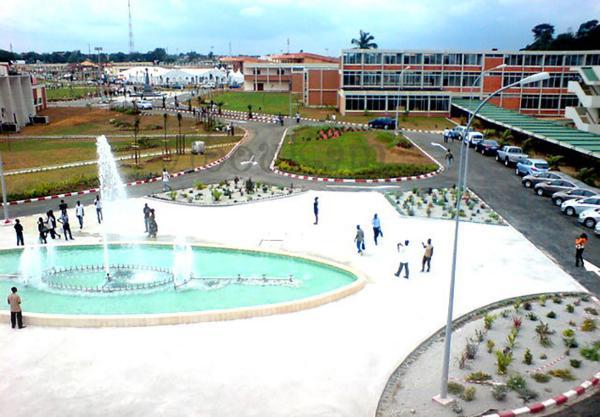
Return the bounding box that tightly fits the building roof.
[452,98,600,159]
[267,52,338,63]
[219,56,266,63]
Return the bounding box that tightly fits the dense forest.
[523,19,599,50]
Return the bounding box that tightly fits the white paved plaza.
[0,191,585,417]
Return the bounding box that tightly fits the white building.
[566,66,600,134]
[117,66,227,86]
[0,74,37,131]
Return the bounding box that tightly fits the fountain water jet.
[19,245,43,287]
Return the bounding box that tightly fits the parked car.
[595,221,600,237]
[561,196,600,216]
[191,140,205,155]
[465,132,484,147]
[451,125,467,139]
[534,179,578,196]
[552,188,598,206]
[475,139,500,155]
[136,100,153,110]
[496,146,527,166]
[368,117,396,130]
[515,158,549,176]
[578,208,600,228]
[521,171,563,188]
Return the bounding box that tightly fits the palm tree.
[351,30,378,49]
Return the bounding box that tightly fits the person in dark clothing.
[46,210,61,239]
[372,213,383,245]
[148,209,158,238]
[7,287,24,329]
[313,197,319,225]
[14,219,24,246]
[143,203,151,232]
[58,199,68,216]
[295,112,301,123]
[59,212,74,241]
[37,217,47,244]
[575,233,589,267]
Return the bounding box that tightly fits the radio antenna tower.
[128,0,135,53]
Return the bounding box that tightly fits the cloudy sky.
[1,0,599,55]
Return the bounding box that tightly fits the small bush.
[496,350,513,375]
[547,311,557,319]
[194,181,206,190]
[465,339,479,360]
[584,307,599,316]
[507,374,527,391]
[566,304,575,313]
[523,301,532,311]
[487,339,495,353]
[484,314,496,330]
[580,346,600,361]
[466,371,492,383]
[576,167,598,187]
[168,191,178,201]
[447,381,465,395]
[491,384,508,401]
[527,312,538,321]
[548,369,575,381]
[581,318,597,332]
[570,359,582,368]
[211,189,223,201]
[539,294,547,306]
[523,348,533,365]
[461,386,476,402]
[531,372,551,383]
[553,295,563,304]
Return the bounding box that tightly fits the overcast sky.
[2,0,599,55]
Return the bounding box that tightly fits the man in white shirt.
[75,201,85,229]
[94,195,103,224]
[162,168,171,191]
[394,240,412,279]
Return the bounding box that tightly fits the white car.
[136,100,153,110]
[561,196,600,216]
[579,208,600,228]
[595,221,600,237]
[465,132,484,147]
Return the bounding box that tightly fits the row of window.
[520,94,579,109]
[345,95,450,112]
[251,68,289,76]
[502,72,580,88]
[343,52,600,67]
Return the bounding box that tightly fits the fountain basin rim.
[0,241,367,327]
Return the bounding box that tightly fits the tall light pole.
[0,147,10,225]
[434,71,550,404]
[394,66,411,135]
[94,46,103,98]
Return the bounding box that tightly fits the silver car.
[552,188,597,206]
[561,196,600,216]
[522,171,563,188]
[534,179,577,197]
[578,208,600,228]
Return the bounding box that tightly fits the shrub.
[194,181,206,190]
[584,307,599,316]
[539,294,547,306]
[553,295,563,304]
[523,348,533,365]
[566,304,575,313]
[576,167,598,187]
[211,189,223,201]
[447,381,465,395]
[474,329,485,343]
[461,386,476,402]
[531,372,551,383]
[546,154,564,170]
[466,371,492,383]
[522,138,535,154]
[523,301,532,311]
[527,312,538,321]
[168,191,178,201]
[581,318,597,332]
[546,311,557,319]
[496,350,513,375]
[506,332,517,350]
[507,374,527,392]
[484,314,496,330]
[465,339,479,360]
[570,359,582,368]
[535,322,554,347]
[491,384,508,401]
[487,339,495,353]
[513,316,523,329]
[548,369,575,381]
[514,298,522,312]
[580,346,600,361]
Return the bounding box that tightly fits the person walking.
[229,122,235,136]
[46,210,61,239]
[313,197,319,225]
[75,201,84,229]
[162,168,171,191]
[14,219,24,246]
[443,128,449,143]
[37,217,47,244]
[445,149,454,168]
[143,203,151,233]
[575,233,589,267]
[94,195,103,224]
[421,238,434,272]
[295,112,301,123]
[59,212,74,241]
[395,240,411,279]
[58,199,68,216]
[354,225,365,255]
[148,209,158,238]
[372,213,383,245]
[7,287,24,329]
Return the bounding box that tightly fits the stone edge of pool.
[0,241,367,327]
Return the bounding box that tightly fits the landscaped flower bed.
[378,293,600,417]
[153,179,302,206]
[386,187,505,225]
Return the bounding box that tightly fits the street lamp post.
[435,71,550,404]
[394,66,411,135]
[0,147,10,225]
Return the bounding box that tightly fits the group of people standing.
[34,199,83,244]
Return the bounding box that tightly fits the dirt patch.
[366,135,432,165]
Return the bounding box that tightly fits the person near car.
[354,225,365,255]
[421,239,434,272]
[58,199,68,216]
[395,240,411,279]
[14,219,24,246]
[7,287,24,329]
[58,212,74,241]
[313,197,319,225]
[443,128,449,143]
[445,149,454,168]
[372,214,383,245]
[94,195,103,224]
[75,201,85,229]
[575,233,589,268]
[162,168,171,191]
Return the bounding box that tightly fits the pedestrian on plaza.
[148,209,158,238]
[225,123,231,136]
[443,128,449,143]
[278,113,284,126]
[234,176,240,188]
[372,213,383,245]
[143,203,151,233]
[75,200,84,229]
[37,217,47,244]
[295,112,301,123]
[575,233,589,268]
[94,195,103,224]
[354,225,365,255]
[445,149,454,168]
[313,197,319,225]
[229,122,235,136]
[162,168,171,191]
[7,287,24,329]
[14,219,24,246]
[46,210,61,239]
[58,199,68,216]
[394,240,411,279]
[58,212,74,241]
[421,239,434,272]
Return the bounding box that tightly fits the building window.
[585,54,600,65]
[444,54,463,65]
[403,71,422,86]
[403,53,423,65]
[523,55,542,66]
[503,72,522,86]
[521,94,539,109]
[343,71,361,86]
[542,73,562,88]
[346,96,365,111]
[343,52,362,65]
[505,55,523,66]
[562,73,579,88]
[408,96,427,111]
[463,54,482,66]
[383,72,402,86]
[560,95,579,108]
[544,55,563,66]
[423,72,441,87]
[366,95,387,111]
[443,72,462,86]
[462,73,480,87]
[363,71,381,86]
[388,96,406,111]
[423,53,443,65]
[540,95,560,109]
[521,72,543,88]
[364,52,382,65]
[384,53,402,64]
[430,96,449,111]
[564,55,583,66]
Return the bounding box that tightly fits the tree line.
[523,19,599,50]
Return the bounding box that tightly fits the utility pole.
[128,0,135,53]
[94,46,103,98]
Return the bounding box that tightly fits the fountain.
[172,236,193,288]
[18,245,43,287]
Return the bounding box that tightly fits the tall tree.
[351,30,378,49]
[525,23,555,50]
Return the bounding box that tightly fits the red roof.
[267,52,338,63]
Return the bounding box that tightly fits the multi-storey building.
[339,49,600,116]
[566,66,600,134]
[0,63,47,131]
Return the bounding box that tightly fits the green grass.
[210,91,301,115]
[45,86,98,101]
[276,126,437,179]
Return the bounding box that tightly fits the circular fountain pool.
[0,243,362,326]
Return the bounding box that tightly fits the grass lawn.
[5,144,235,201]
[45,86,98,101]
[276,126,438,179]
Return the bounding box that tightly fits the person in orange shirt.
[7,287,24,329]
[575,233,588,268]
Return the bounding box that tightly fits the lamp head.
[519,72,550,86]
